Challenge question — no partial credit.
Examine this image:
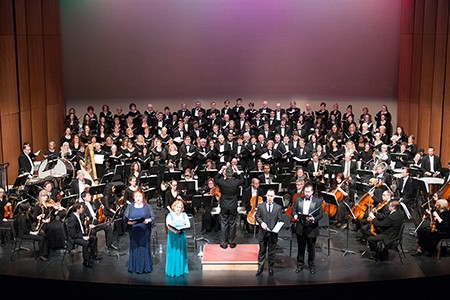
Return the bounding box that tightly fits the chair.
[10,219,38,262]
[278,213,294,256]
[61,219,82,264]
[185,214,197,250]
[437,238,450,261]
[318,213,332,256]
[375,222,406,265]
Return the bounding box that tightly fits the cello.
[351,181,384,221]
[246,195,263,225]
[285,192,303,222]
[322,176,350,217]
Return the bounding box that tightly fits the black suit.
[292,195,323,269]
[255,201,283,271]
[70,179,93,202]
[18,151,33,175]
[82,201,115,248]
[398,176,416,206]
[66,213,98,263]
[421,155,442,176]
[215,172,245,247]
[368,209,405,256]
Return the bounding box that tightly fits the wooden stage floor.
[0,197,448,299]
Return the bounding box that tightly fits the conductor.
[215,162,245,249]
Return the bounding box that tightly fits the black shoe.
[310,267,316,274]
[255,269,263,276]
[268,268,274,276]
[83,261,93,268]
[91,255,103,261]
[220,244,228,249]
[39,255,49,262]
[295,265,304,273]
[229,243,236,249]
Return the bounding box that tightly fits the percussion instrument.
[38,158,74,180]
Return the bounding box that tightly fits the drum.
[38,158,75,181]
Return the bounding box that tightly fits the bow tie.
[304,198,311,202]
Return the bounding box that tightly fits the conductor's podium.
[201,244,259,271]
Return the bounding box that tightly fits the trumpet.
[319,159,328,184]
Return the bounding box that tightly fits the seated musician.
[102,182,125,236]
[363,199,405,260]
[330,173,352,229]
[66,202,100,268]
[258,163,276,184]
[71,170,93,202]
[15,203,50,261]
[33,189,66,250]
[421,146,442,178]
[398,167,416,208]
[241,178,264,234]
[0,187,14,244]
[412,198,450,257]
[201,178,221,233]
[165,180,183,209]
[80,191,117,251]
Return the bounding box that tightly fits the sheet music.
[94,154,104,164]
[268,221,284,233]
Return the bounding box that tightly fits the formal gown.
[165,212,189,277]
[124,203,156,273]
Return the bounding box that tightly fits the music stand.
[248,171,264,182]
[113,164,126,183]
[89,183,106,197]
[60,194,77,208]
[178,180,197,193]
[163,171,182,182]
[43,158,58,175]
[260,183,279,195]
[13,173,29,189]
[341,201,357,256]
[320,191,339,235]
[197,170,217,186]
[100,172,114,184]
[191,194,212,243]
[108,205,127,258]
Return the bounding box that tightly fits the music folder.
[321,191,339,206]
[168,223,190,231]
[128,217,145,224]
[268,221,284,233]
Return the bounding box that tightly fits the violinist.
[80,191,117,251]
[15,203,50,261]
[0,187,14,244]
[201,178,221,233]
[33,190,66,250]
[241,178,265,234]
[165,180,182,208]
[412,199,450,257]
[71,170,93,202]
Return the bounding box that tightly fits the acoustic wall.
[398,0,450,165]
[0,0,65,186]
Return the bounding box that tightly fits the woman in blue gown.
[165,199,190,276]
[124,189,156,273]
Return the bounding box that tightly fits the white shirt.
[429,156,435,172]
[25,152,34,174]
[266,203,273,213]
[251,188,258,198]
[303,198,312,215]
[75,214,85,234]
[85,201,97,221]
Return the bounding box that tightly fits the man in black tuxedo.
[191,100,206,120]
[241,178,265,233]
[366,200,405,260]
[255,189,283,276]
[421,146,442,177]
[398,167,416,207]
[232,98,245,122]
[71,170,93,202]
[18,142,36,176]
[177,102,191,120]
[179,135,197,171]
[273,102,286,122]
[215,163,245,249]
[340,153,357,187]
[292,183,323,274]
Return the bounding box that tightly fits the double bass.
[246,195,263,225]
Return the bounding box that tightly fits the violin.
[3,204,13,219]
[97,197,107,223]
[247,195,263,225]
[210,186,221,201]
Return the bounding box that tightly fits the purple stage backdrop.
[61,0,401,123]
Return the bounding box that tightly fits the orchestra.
[5,99,450,271]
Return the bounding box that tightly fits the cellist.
[241,178,264,234]
[330,173,352,229]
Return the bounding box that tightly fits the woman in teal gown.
[165,199,190,276]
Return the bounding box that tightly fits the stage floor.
[0,197,449,299]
